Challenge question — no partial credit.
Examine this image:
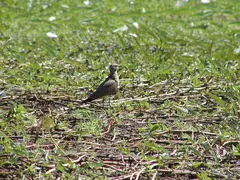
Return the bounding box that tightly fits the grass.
[0,0,240,179]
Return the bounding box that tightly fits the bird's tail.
[81,96,96,104]
[81,98,90,104]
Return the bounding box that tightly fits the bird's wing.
[88,79,118,100]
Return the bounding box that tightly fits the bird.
[82,64,119,104]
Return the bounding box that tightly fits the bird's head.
[109,64,119,73]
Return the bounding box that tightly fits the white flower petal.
[201,0,210,3]
[113,25,128,32]
[46,32,58,38]
[61,5,69,8]
[133,22,139,29]
[49,16,56,21]
[129,33,137,37]
[84,0,90,6]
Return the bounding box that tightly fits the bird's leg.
[102,98,105,108]
[108,96,111,108]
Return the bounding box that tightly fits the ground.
[0,0,240,179]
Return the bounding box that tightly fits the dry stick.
[73,140,102,147]
[45,167,56,174]
[110,174,133,180]
[152,170,158,180]
[135,168,144,180]
[26,143,55,149]
[111,128,117,141]
[158,130,217,136]
[223,140,240,146]
[156,168,197,175]
[101,160,129,167]
[204,171,228,179]
[101,119,116,135]
[130,171,136,180]
[123,161,200,176]
[49,133,71,161]
[110,163,227,179]
[98,163,127,173]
